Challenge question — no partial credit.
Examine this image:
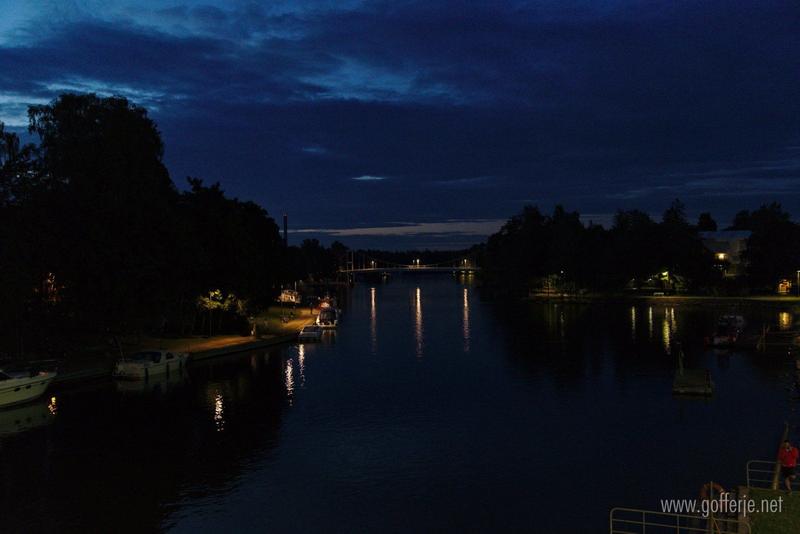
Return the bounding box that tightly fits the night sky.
[1,1,798,249]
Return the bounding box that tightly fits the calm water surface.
[2,277,798,532]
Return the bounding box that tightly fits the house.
[699,231,750,278]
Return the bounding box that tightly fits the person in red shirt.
[778,440,799,493]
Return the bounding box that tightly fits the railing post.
[746,461,751,487]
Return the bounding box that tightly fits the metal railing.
[746,459,800,490]
[609,507,749,534]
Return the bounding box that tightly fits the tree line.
[0,94,344,355]
[478,202,800,296]
[4,93,798,353]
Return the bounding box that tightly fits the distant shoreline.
[526,293,800,306]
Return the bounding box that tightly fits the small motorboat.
[316,306,339,328]
[0,366,57,408]
[708,315,746,347]
[113,350,189,380]
[298,325,323,341]
[720,315,746,329]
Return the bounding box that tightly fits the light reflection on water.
[213,392,225,432]
[0,399,55,436]
[414,286,423,358]
[779,311,792,330]
[660,307,679,353]
[462,287,470,352]
[298,344,306,387]
[285,358,294,403]
[370,287,377,353]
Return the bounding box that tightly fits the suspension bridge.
[339,253,480,274]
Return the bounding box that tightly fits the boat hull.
[113,354,189,380]
[0,374,55,408]
[316,314,339,329]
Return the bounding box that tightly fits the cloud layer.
[1,1,799,247]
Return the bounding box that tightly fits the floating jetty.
[673,368,714,396]
[672,342,714,396]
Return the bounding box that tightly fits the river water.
[2,276,797,532]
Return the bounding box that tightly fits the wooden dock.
[673,368,714,396]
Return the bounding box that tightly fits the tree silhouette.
[697,212,717,232]
[1,95,288,354]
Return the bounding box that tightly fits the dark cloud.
[1,0,798,247]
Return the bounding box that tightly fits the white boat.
[113,350,189,380]
[0,368,57,408]
[298,325,323,341]
[316,306,339,328]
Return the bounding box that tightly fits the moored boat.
[113,350,189,380]
[298,325,323,341]
[0,367,57,408]
[316,304,339,328]
[708,315,746,347]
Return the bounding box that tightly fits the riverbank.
[51,307,316,387]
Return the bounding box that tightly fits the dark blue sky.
[1,1,799,249]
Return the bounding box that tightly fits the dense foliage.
[0,94,342,354]
[480,201,800,296]
[730,203,800,291]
